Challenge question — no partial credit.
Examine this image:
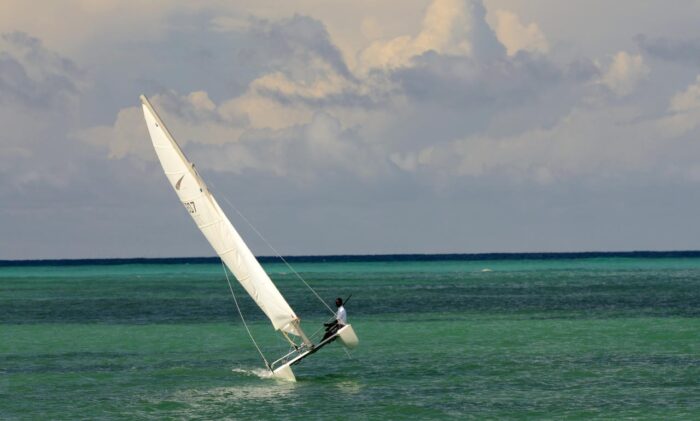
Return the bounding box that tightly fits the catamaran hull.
[337,325,359,349]
[272,363,296,381]
[271,324,359,381]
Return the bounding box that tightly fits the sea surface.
[2,253,700,419]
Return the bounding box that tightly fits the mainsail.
[141,94,358,381]
[140,95,301,336]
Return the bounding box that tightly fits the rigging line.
[221,260,271,370]
[209,182,335,315]
[309,313,340,339]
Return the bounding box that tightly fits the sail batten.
[140,95,300,335]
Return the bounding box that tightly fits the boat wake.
[231,367,274,380]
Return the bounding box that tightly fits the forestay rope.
[221,260,271,370]
[212,186,335,315]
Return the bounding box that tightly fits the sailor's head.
[335,297,343,307]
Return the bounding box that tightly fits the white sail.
[140,95,301,336]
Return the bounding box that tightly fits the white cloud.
[78,1,667,187]
[391,104,672,184]
[222,91,313,131]
[207,109,385,182]
[597,51,649,96]
[248,68,362,105]
[489,9,548,56]
[75,90,248,160]
[76,106,152,161]
[658,75,700,137]
[357,0,503,73]
[77,88,385,183]
[669,75,700,113]
[6,0,700,257]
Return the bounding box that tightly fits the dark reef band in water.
[4,250,700,266]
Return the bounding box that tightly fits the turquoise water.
[2,256,700,419]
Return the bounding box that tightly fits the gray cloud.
[393,50,561,108]
[461,0,506,60]
[253,83,386,109]
[4,1,700,259]
[245,14,352,80]
[0,32,86,191]
[82,1,663,183]
[0,32,82,108]
[636,34,700,65]
[565,58,600,82]
[179,109,387,183]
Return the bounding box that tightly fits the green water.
[2,257,699,419]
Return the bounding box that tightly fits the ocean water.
[2,254,700,419]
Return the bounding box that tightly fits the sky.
[2,0,700,259]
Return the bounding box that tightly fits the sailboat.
[140,95,358,381]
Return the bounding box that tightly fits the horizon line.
[4,250,700,266]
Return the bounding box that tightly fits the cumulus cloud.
[77,87,385,184]
[234,14,352,80]
[216,111,383,180]
[76,106,152,161]
[210,13,388,130]
[657,75,700,137]
[247,70,377,108]
[77,11,393,181]
[357,0,504,73]
[389,104,672,185]
[489,9,549,56]
[597,51,649,96]
[80,0,631,186]
[6,0,700,258]
[70,0,697,190]
[76,90,247,160]
[669,76,700,113]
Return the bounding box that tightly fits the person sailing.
[322,297,347,341]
